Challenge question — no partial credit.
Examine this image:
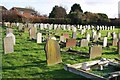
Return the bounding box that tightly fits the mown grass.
[1,26,120,79]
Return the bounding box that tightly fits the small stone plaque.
[45,39,62,66]
[89,45,102,59]
[66,38,76,48]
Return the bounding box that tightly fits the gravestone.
[29,26,37,39]
[103,37,107,47]
[80,39,88,47]
[6,28,13,35]
[93,35,98,42]
[6,33,15,45]
[66,39,76,48]
[107,32,111,37]
[118,33,120,41]
[45,39,62,66]
[112,38,118,46]
[37,33,42,43]
[4,36,14,54]
[89,45,102,59]
[72,32,76,39]
[63,33,69,39]
[51,37,56,40]
[60,36,65,42]
[86,33,90,42]
[118,41,120,55]
[112,33,117,40]
[18,23,23,31]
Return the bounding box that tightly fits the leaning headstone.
[80,39,88,47]
[89,45,102,59]
[45,39,62,66]
[103,37,107,47]
[112,38,118,46]
[6,33,15,45]
[37,33,42,43]
[66,38,76,48]
[4,36,14,54]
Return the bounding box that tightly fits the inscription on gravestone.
[45,39,62,66]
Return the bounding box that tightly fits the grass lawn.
[1,26,120,79]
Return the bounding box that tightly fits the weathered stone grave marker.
[6,33,15,45]
[45,39,62,66]
[80,39,88,47]
[37,33,42,43]
[89,45,102,59]
[6,28,13,35]
[4,36,14,54]
[29,26,37,39]
[66,38,76,48]
[63,33,69,39]
[112,38,118,46]
[103,37,107,47]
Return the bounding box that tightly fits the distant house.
[0,6,8,22]
[10,7,46,23]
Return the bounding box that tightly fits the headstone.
[93,35,98,42]
[51,37,56,40]
[29,26,37,39]
[107,32,111,37]
[66,39,76,48]
[86,33,90,42]
[63,33,69,39]
[112,38,118,46]
[103,37,107,47]
[118,41,120,55]
[89,45,102,59]
[80,39,88,47]
[118,33,120,41]
[60,36,65,42]
[4,36,14,54]
[72,32,76,39]
[37,33,42,43]
[6,28,13,35]
[45,39,62,66]
[6,33,15,45]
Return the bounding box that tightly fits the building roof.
[11,7,36,13]
[0,6,7,11]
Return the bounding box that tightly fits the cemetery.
[1,23,120,79]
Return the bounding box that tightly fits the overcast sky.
[0,0,119,18]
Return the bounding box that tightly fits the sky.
[0,0,119,18]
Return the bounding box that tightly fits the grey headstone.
[4,36,14,54]
[80,39,88,47]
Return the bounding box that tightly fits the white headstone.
[103,37,107,47]
[37,33,42,43]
